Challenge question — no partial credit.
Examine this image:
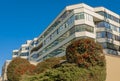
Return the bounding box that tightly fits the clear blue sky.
[0,0,120,75]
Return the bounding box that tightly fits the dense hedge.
[66,38,105,68]
[34,56,66,74]
[21,63,106,81]
[7,57,35,81]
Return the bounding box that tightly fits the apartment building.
[1,60,11,81]
[11,3,120,62]
[12,40,32,59]
[1,3,119,81]
[28,3,120,62]
[95,7,120,55]
[28,38,39,61]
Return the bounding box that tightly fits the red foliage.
[7,57,35,81]
[14,63,36,75]
[66,38,105,68]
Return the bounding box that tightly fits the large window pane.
[97,11,119,23]
[97,32,106,38]
[75,12,84,20]
[75,25,94,33]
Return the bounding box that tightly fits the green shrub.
[21,63,106,81]
[14,38,107,81]
[66,38,106,68]
[7,57,35,81]
[34,56,65,74]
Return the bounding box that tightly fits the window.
[97,32,106,38]
[32,54,39,59]
[104,22,110,29]
[13,52,18,55]
[107,42,119,51]
[119,36,120,41]
[20,52,29,56]
[110,24,118,32]
[97,32,101,38]
[85,13,93,21]
[97,11,119,23]
[97,11,105,16]
[97,31,120,41]
[97,22,110,29]
[97,21,119,32]
[119,28,120,33]
[70,27,75,35]
[75,25,94,33]
[97,22,105,27]
[25,47,29,50]
[107,32,112,39]
[65,22,68,28]
[67,15,74,27]
[113,35,119,41]
[75,12,84,20]
[58,25,64,33]
[99,42,107,48]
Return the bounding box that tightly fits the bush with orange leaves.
[66,38,106,68]
[7,57,35,81]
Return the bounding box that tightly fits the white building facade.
[28,3,120,62]
[12,40,32,59]
[11,3,120,62]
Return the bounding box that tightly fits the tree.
[66,38,106,68]
[7,57,35,81]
